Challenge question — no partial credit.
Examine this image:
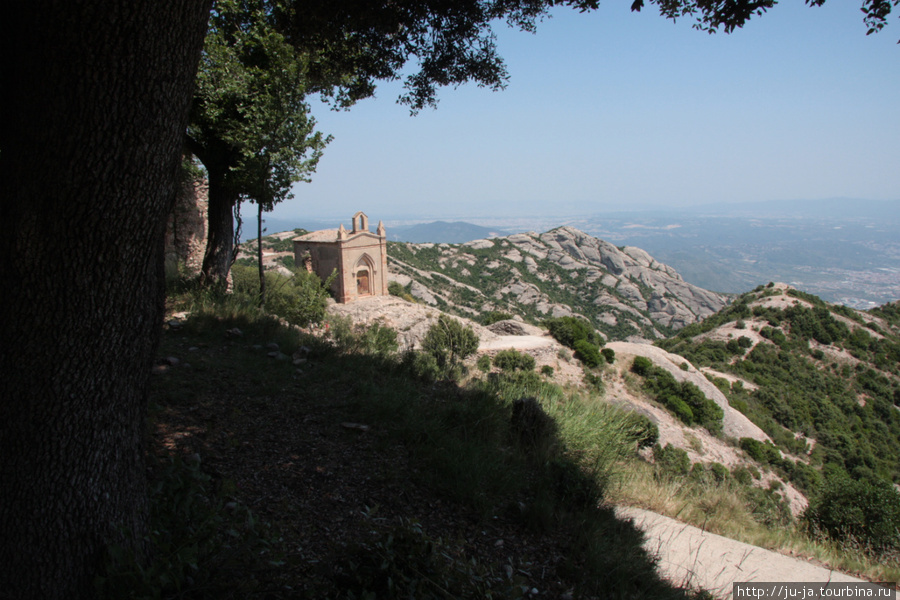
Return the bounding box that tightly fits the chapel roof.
[294,229,340,243]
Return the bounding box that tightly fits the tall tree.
[0,0,212,597]
[188,0,329,286]
[0,1,893,598]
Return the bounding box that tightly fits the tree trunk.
[200,172,240,287]
[258,202,267,307]
[0,1,211,598]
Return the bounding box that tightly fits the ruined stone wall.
[165,177,208,278]
[294,241,342,298]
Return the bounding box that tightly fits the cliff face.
[388,226,729,342]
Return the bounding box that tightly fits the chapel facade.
[292,211,388,304]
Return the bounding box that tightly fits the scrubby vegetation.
[492,348,536,372]
[657,286,900,564]
[151,269,900,592]
[630,357,723,433]
[803,475,900,556]
[544,316,607,369]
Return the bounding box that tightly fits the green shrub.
[664,395,694,424]
[630,414,659,449]
[631,356,653,376]
[422,315,479,368]
[803,476,900,555]
[540,365,554,377]
[740,437,781,465]
[359,322,400,356]
[601,347,615,364]
[476,354,492,372]
[481,311,513,326]
[545,316,601,349]
[492,348,536,372]
[580,370,604,394]
[731,466,754,485]
[632,358,723,432]
[401,350,442,382]
[573,339,602,368]
[653,444,691,475]
[709,462,730,482]
[265,268,335,327]
[388,280,405,297]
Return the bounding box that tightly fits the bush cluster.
[232,264,333,327]
[545,316,606,368]
[803,476,900,555]
[492,348,535,372]
[630,358,723,433]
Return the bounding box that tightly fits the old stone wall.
[165,177,208,278]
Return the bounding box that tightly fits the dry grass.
[608,459,900,585]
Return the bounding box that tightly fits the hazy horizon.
[268,3,899,223]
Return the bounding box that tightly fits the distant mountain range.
[387,221,508,244]
[256,198,899,307]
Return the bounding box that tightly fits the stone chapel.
[292,211,388,303]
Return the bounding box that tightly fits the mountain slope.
[657,284,900,494]
[388,226,728,341]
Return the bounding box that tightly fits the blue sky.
[270,2,899,223]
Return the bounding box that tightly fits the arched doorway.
[354,253,375,297]
[356,269,370,295]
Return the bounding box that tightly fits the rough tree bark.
[199,168,240,286]
[0,1,211,597]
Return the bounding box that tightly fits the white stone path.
[617,507,878,600]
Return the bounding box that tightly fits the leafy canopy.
[189,0,330,210]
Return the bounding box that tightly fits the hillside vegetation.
[153,231,900,596]
[657,283,900,556]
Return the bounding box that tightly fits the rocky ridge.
[388,226,728,342]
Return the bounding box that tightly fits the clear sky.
[270,2,899,223]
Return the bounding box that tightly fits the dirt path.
[617,507,867,599]
[478,334,555,350]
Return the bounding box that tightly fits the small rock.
[266,342,280,351]
[151,365,169,375]
[188,346,199,352]
[164,356,180,366]
[341,422,370,432]
[167,319,182,329]
[225,327,243,337]
[293,358,307,366]
[493,539,504,547]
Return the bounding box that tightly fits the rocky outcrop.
[388,227,729,341]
